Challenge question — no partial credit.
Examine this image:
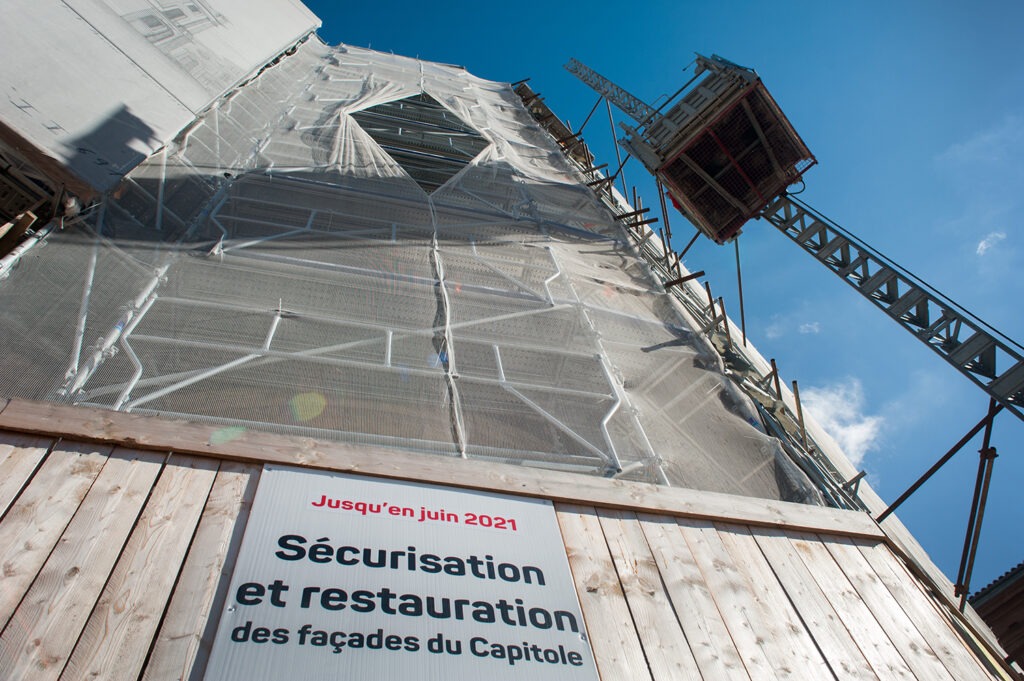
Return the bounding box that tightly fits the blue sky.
[301,0,1024,591]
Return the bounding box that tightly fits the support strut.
[955,399,1000,610]
[877,401,1003,522]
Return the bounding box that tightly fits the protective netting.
[0,37,821,504]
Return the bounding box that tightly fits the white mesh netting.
[0,38,821,503]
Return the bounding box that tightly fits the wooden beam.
[0,210,37,256]
[664,270,705,290]
[740,98,786,181]
[0,399,886,539]
[673,151,751,214]
[631,216,659,228]
[614,207,649,221]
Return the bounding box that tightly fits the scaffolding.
[0,38,822,504]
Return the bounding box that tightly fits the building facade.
[0,2,1017,679]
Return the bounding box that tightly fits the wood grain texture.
[852,538,995,681]
[60,454,218,681]
[821,537,957,681]
[0,440,111,630]
[674,518,780,680]
[638,512,750,680]
[0,432,54,518]
[711,522,835,681]
[596,508,702,681]
[786,532,916,680]
[752,528,880,680]
[0,448,165,681]
[557,503,654,681]
[143,461,261,681]
[0,401,1006,680]
[0,399,884,540]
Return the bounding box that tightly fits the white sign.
[204,465,599,680]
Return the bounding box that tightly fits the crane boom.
[762,194,1024,420]
[564,58,661,126]
[562,56,1024,422]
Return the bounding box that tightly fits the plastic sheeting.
[0,0,319,191]
[0,38,822,504]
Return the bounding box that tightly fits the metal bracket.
[841,470,867,497]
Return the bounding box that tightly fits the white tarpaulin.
[0,0,319,191]
[0,36,825,503]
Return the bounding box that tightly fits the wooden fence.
[0,399,1012,680]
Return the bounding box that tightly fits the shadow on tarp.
[63,104,160,193]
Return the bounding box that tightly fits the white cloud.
[801,378,884,468]
[976,231,1006,256]
[937,115,1024,167]
[764,315,820,340]
[764,321,783,340]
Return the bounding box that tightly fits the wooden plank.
[596,508,702,681]
[785,532,916,680]
[751,528,880,680]
[714,522,835,681]
[853,538,995,681]
[638,512,750,680]
[0,432,54,518]
[674,518,782,680]
[821,538,958,681]
[0,399,885,540]
[0,449,165,681]
[143,461,261,681]
[760,337,1006,661]
[0,210,37,256]
[877,513,1007,665]
[0,440,111,630]
[61,454,218,681]
[556,503,654,681]
[811,409,1007,662]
